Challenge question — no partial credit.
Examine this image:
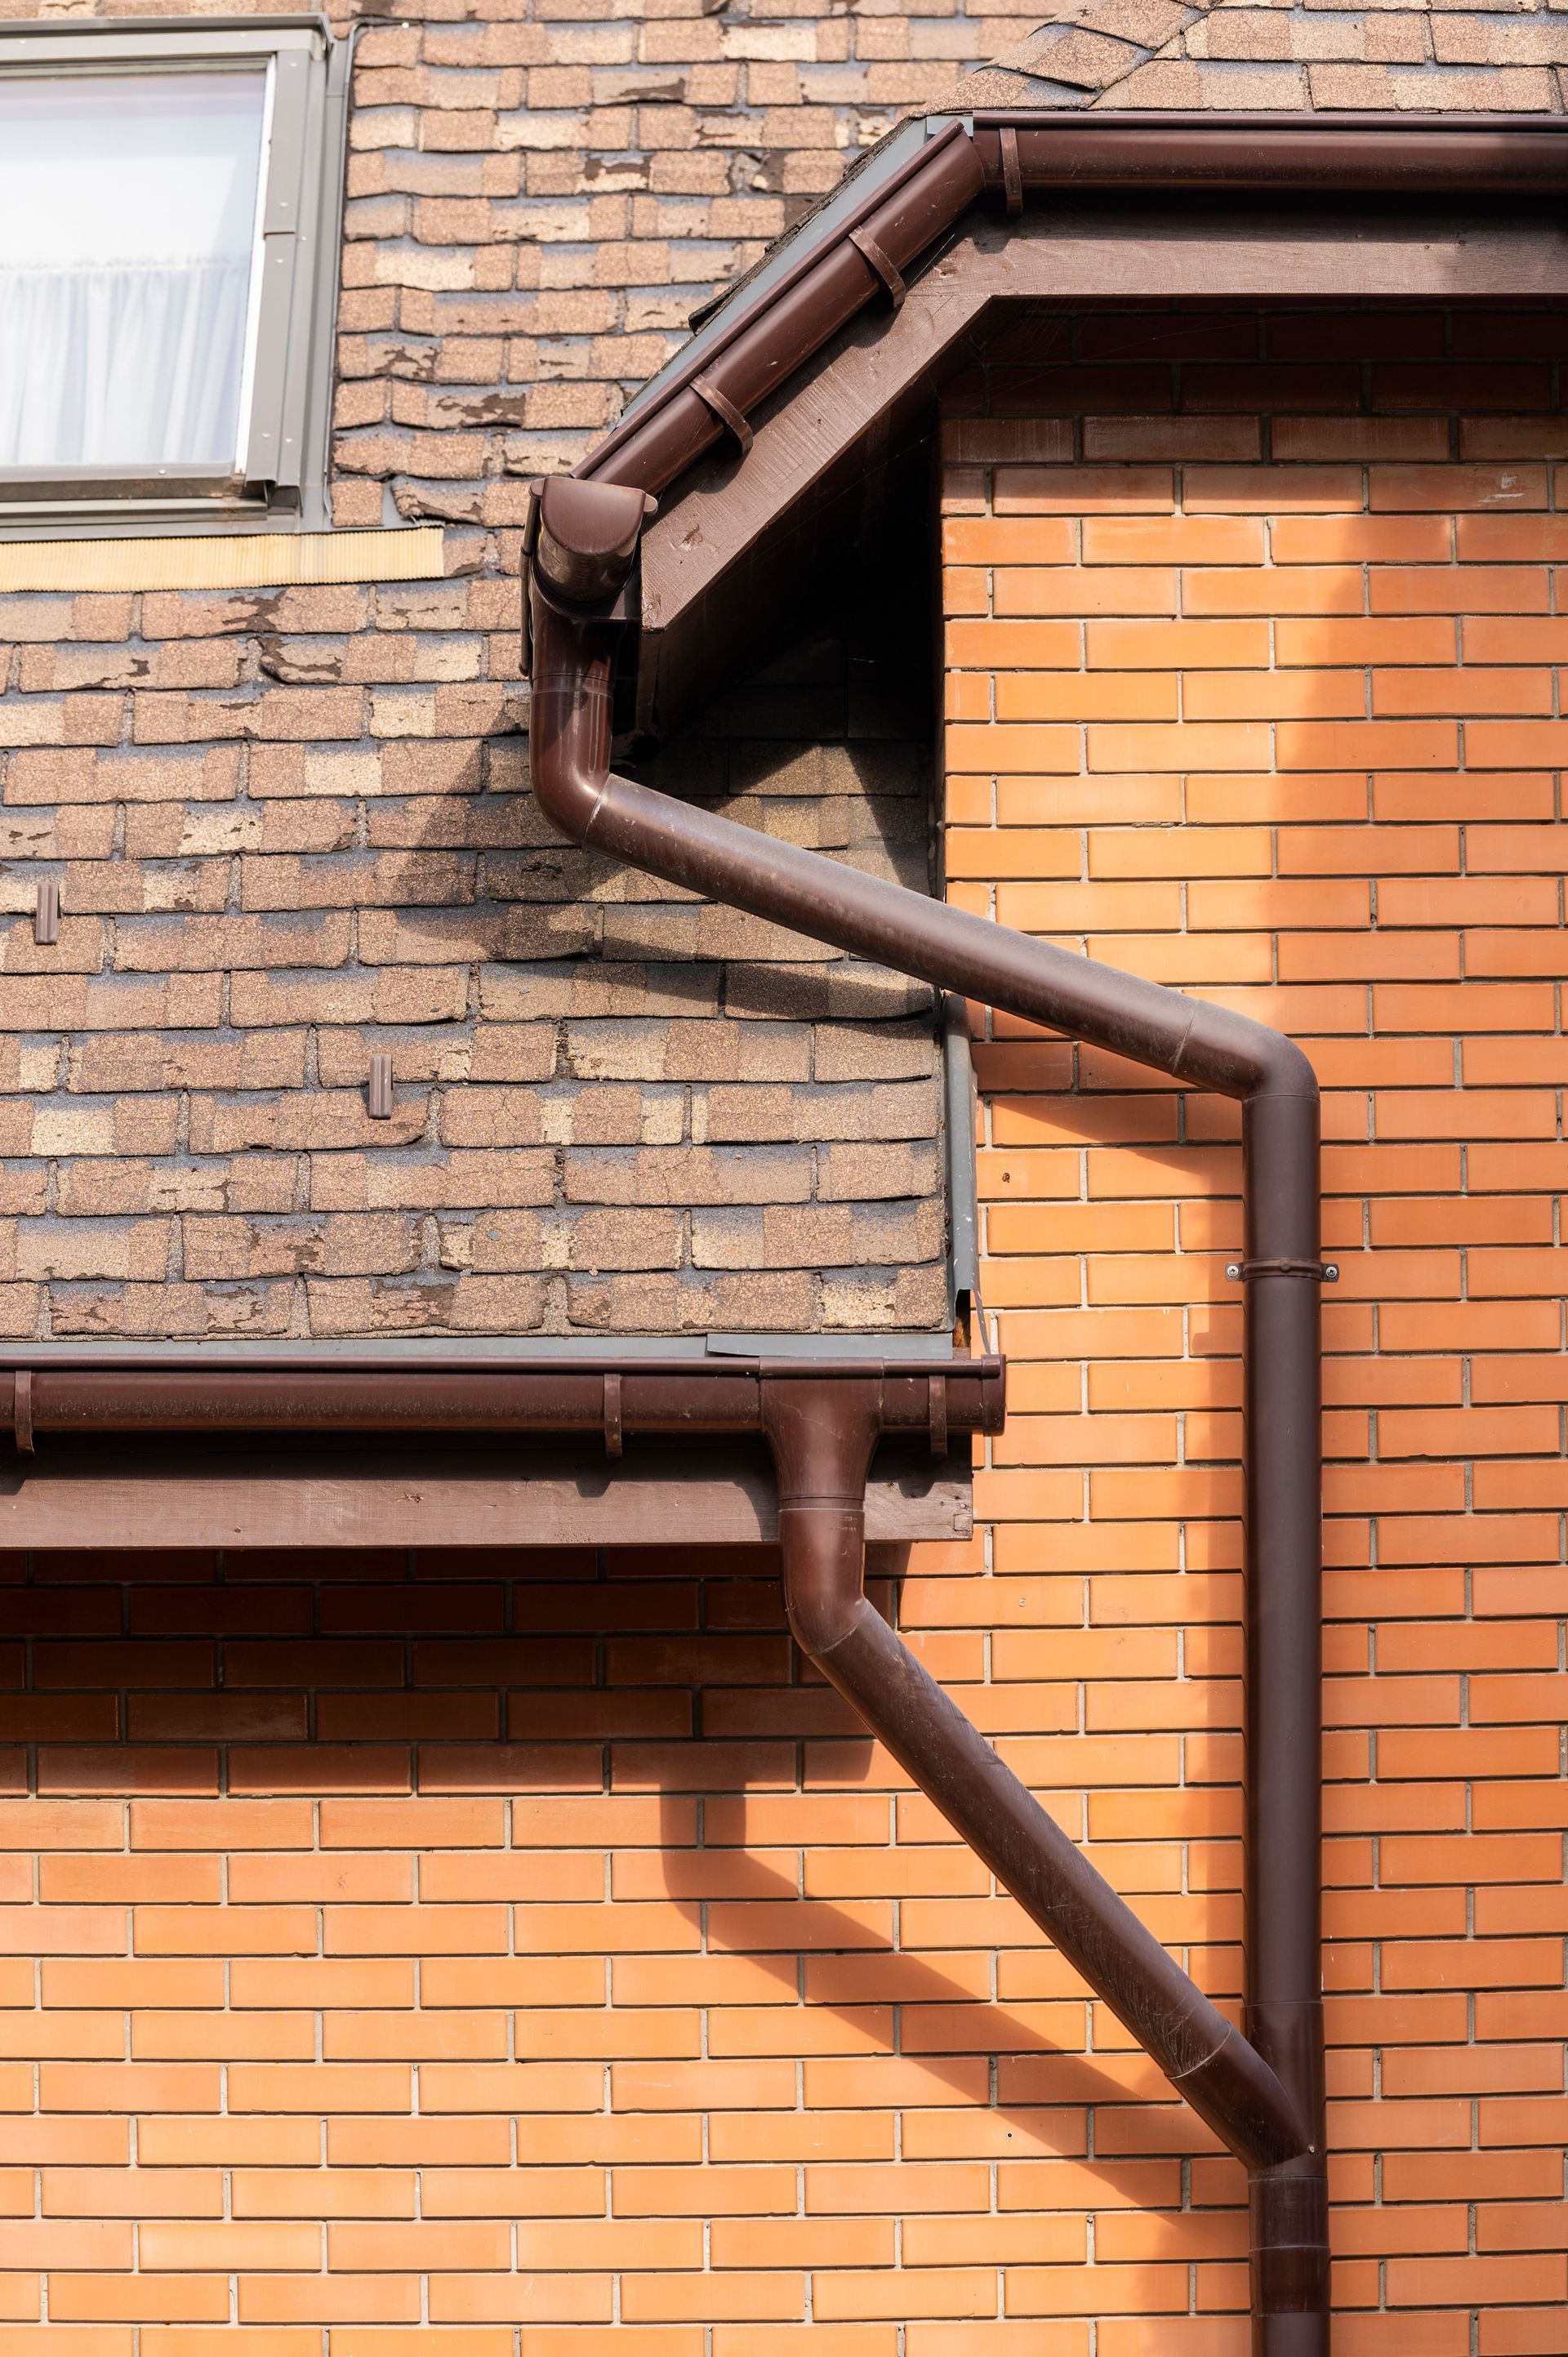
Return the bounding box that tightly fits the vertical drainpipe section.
[1242,1096,1331,2348]
[526,475,1330,2355]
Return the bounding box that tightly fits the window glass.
[0,69,268,472]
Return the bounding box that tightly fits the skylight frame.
[0,15,348,538]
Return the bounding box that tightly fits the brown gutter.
[0,1355,1001,1446]
[526,475,1330,2352]
[971,109,1568,194]
[573,122,983,501]
[569,111,1568,511]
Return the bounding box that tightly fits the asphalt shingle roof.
[936,0,1568,116]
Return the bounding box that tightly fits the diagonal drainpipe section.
[526,473,1330,2355]
[761,1372,1304,2171]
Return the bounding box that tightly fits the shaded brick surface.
[0,0,985,1339]
[0,532,945,1339]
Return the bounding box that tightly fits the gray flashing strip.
[5,1334,969,1370]
[942,991,978,1319]
[1,1341,975,1375]
[701,1333,945,1362]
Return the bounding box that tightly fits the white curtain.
[0,69,266,471]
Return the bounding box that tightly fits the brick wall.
[5,299,1563,2355]
[944,303,1568,2348]
[3,0,1566,2338]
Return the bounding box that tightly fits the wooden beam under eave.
[0,1438,973,1548]
[636,199,1568,737]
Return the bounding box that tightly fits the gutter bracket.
[690,373,754,457]
[848,224,907,310]
[1000,125,1023,216]
[927,1373,947,1459]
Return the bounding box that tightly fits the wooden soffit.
[0,1436,973,1550]
[635,196,1568,737]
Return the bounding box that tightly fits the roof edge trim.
[560,108,1568,524]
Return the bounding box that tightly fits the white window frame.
[0,13,349,537]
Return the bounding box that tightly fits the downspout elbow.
[762,1376,881,1658]
[1247,1027,1320,1105]
[1180,996,1321,1105]
[527,475,653,848]
[528,640,613,849]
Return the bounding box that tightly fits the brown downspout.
[761,1375,1307,2173]
[527,475,1330,2352]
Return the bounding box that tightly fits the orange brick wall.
[2,301,1566,2357]
[943,304,1568,2351]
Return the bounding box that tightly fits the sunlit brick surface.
[944,303,1568,2350]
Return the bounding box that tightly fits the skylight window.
[0,72,269,475]
[0,19,348,535]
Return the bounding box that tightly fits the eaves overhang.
[559,108,1568,745]
[0,1343,1004,1552]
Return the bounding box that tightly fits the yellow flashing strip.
[0,526,448,595]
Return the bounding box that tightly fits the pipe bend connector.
[528,474,653,844]
[528,673,613,846]
[777,1505,871,1657]
[1183,995,1321,1105]
[1245,1027,1320,1103]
